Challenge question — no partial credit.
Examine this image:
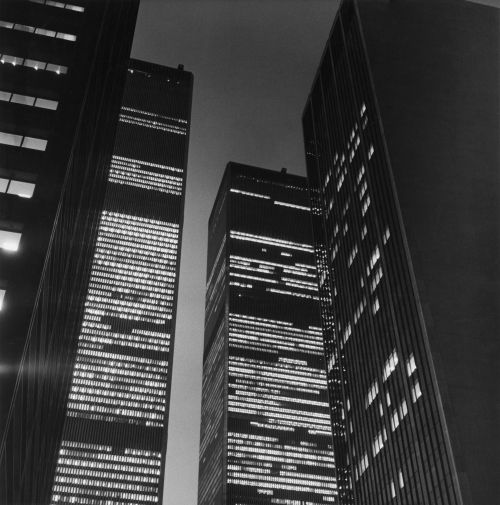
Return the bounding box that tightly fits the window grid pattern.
[51,442,161,504]
[49,65,191,505]
[28,0,85,12]
[303,1,462,505]
[65,211,178,426]
[199,165,337,505]
[0,53,68,74]
[0,19,76,41]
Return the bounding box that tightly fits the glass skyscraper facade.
[49,60,192,505]
[0,1,139,502]
[198,163,337,505]
[303,1,498,505]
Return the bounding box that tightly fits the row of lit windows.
[73,374,166,392]
[67,400,164,423]
[74,362,165,382]
[0,177,35,198]
[103,209,179,228]
[51,488,157,504]
[227,476,335,495]
[119,114,187,135]
[229,328,323,349]
[73,377,166,396]
[80,329,169,353]
[229,188,310,212]
[55,468,158,484]
[29,0,84,12]
[0,89,58,109]
[109,158,183,195]
[229,325,323,348]
[68,392,165,412]
[229,335,321,357]
[230,188,270,199]
[0,20,76,41]
[227,400,330,429]
[0,52,67,74]
[0,130,47,150]
[274,200,310,211]
[227,445,334,467]
[59,444,160,465]
[230,231,314,253]
[113,154,183,173]
[70,385,165,405]
[234,376,321,398]
[229,313,321,335]
[228,361,327,387]
[121,106,188,125]
[77,348,167,367]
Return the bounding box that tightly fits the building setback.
[48,60,193,504]
[198,162,337,505]
[303,1,498,505]
[0,1,139,503]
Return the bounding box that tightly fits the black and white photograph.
[0,1,497,504]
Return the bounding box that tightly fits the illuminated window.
[0,53,68,74]
[398,469,404,488]
[22,136,47,151]
[11,94,35,106]
[0,131,22,147]
[35,98,58,110]
[35,27,56,37]
[46,63,67,74]
[0,131,47,150]
[383,350,398,381]
[2,55,23,66]
[7,180,35,198]
[390,410,399,431]
[411,381,422,403]
[0,91,58,110]
[406,354,416,376]
[0,230,22,251]
[24,59,45,70]
[29,0,85,12]
[0,20,77,41]
[365,381,379,408]
[0,289,5,310]
[56,32,76,41]
[14,24,35,33]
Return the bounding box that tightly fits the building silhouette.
[0,1,139,502]
[48,60,193,504]
[303,1,499,504]
[198,162,337,505]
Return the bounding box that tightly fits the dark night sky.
[131,1,339,502]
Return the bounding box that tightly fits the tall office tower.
[48,60,193,505]
[303,1,499,504]
[0,1,139,503]
[198,162,337,505]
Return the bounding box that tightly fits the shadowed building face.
[303,1,499,504]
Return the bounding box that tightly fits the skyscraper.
[303,1,498,504]
[198,162,337,505]
[0,1,139,502]
[48,60,193,505]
